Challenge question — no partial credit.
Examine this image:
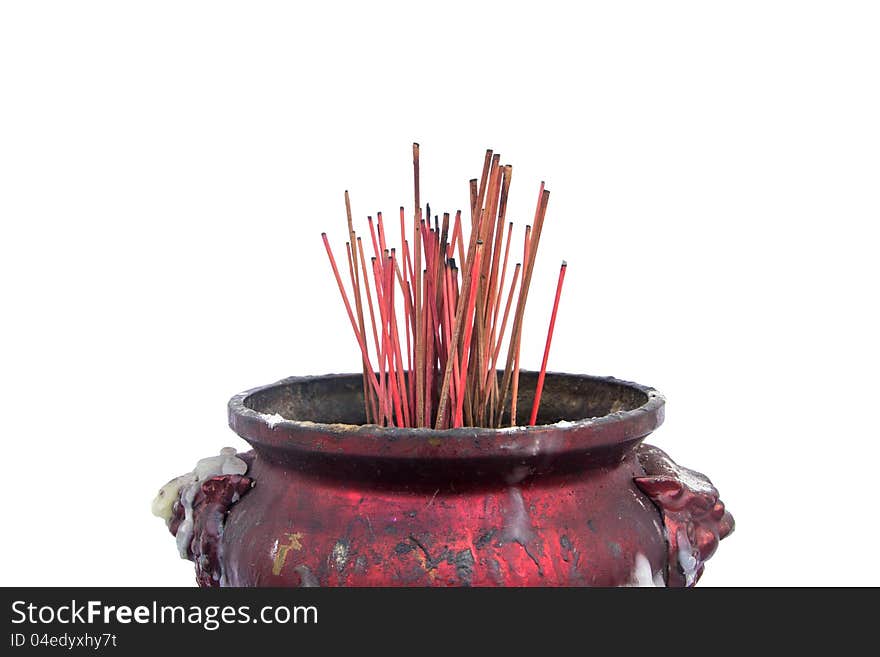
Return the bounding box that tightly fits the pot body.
[221,445,666,586]
[155,372,733,587]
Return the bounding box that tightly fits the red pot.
[153,372,733,587]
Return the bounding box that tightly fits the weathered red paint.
[162,372,734,586]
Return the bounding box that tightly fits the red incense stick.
[529,261,567,425]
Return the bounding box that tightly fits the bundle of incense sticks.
[322,144,566,430]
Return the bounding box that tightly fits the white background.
[2,2,878,586]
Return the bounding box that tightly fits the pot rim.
[227,371,665,461]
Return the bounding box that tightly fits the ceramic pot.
[153,372,733,587]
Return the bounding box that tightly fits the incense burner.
[153,372,733,586]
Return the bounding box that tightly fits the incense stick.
[321,145,564,430]
[529,261,567,425]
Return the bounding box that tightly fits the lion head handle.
[635,444,734,587]
[151,448,255,587]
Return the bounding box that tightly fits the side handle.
[635,444,734,587]
[152,448,255,587]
